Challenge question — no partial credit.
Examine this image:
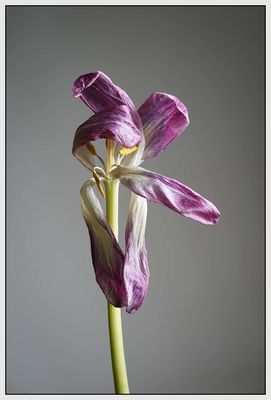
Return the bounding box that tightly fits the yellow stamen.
[86,143,97,155]
[93,169,105,198]
[119,145,138,156]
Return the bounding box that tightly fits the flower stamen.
[93,169,105,198]
[86,142,106,170]
[119,145,138,156]
[86,142,97,155]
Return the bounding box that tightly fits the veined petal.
[112,166,220,225]
[138,92,190,159]
[80,180,127,307]
[73,71,136,113]
[124,194,149,314]
[73,71,142,132]
[72,143,96,171]
[72,105,142,167]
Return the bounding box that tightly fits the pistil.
[106,139,116,174]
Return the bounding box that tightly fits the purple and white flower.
[73,71,220,314]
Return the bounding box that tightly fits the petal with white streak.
[72,143,96,171]
[112,166,220,225]
[73,71,142,132]
[138,92,190,159]
[72,105,142,168]
[124,194,149,314]
[73,71,136,113]
[80,180,127,307]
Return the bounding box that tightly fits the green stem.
[105,179,129,394]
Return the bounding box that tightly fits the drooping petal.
[72,105,142,168]
[80,180,127,307]
[124,194,149,314]
[73,71,142,132]
[112,166,220,225]
[137,92,190,159]
[72,143,97,171]
[73,71,136,113]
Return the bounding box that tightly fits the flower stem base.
[107,303,129,394]
[105,178,129,394]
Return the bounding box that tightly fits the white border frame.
[1,2,269,399]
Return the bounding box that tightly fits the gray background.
[6,6,265,394]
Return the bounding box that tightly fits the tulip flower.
[72,71,220,393]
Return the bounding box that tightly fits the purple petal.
[72,105,142,167]
[73,71,135,113]
[80,181,127,307]
[137,92,190,159]
[112,167,220,225]
[124,194,149,314]
[73,71,142,132]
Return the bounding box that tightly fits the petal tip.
[126,306,137,314]
[212,208,221,225]
[202,205,221,225]
[139,92,190,159]
[72,71,101,97]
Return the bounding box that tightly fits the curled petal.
[124,194,149,314]
[73,71,136,113]
[73,105,142,167]
[73,71,142,132]
[138,92,190,159]
[80,181,127,307]
[112,166,220,225]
